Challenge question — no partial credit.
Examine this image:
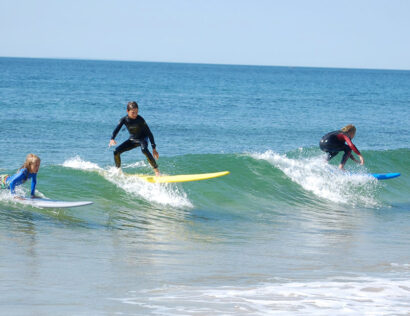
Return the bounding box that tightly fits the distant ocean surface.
[1,57,409,315]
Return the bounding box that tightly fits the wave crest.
[250,150,380,207]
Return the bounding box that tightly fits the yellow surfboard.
[128,171,230,183]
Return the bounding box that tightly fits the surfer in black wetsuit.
[319,124,364,170]
[109,101,160,176]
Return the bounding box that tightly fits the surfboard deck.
[18,198,93,208]
[128,171,230,183]
[371,173,401,180]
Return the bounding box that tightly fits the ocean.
[0,57,409,315]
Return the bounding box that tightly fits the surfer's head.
[127,101,139,119]
[341,124,356,139]
[21,153,41,174]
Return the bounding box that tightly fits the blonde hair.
[341,124,356,134]
[20,153,41,173]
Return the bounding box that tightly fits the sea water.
[0,57,409,315]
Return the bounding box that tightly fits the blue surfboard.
[371,173,401,180]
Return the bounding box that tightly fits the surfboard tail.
[371,173,401,180]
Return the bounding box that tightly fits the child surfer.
[0,154,41,198]
[319,124,364,170]
[109,101,160,176]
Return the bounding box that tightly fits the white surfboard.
[18,198,93,208]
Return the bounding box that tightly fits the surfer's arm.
[109,118,125,146]
[111,117,125,141]
[142,121,158,159]
[356,154,364,165]
[348,148,364,165]
[343,136,364,164]
[143,122,156,149]
[152,148,159,159]
[30,173,37,197]
[8,169,27,195]
[341,134,361,155]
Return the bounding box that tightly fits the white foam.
[62,156,193,208]
[122,161,148,168]
[0,189,19,203]
[103,167,193,208]
[250,150,380,207]
[111,276,410,315]
[62,155,103,171]
[0,186,45,206]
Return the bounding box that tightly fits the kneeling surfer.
[319,124,364,170]
[109,101,160,176]
[0,153,41,199]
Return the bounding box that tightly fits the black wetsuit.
[319,130,361,165]
[111,115,158,169]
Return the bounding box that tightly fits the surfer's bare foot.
[154,168,160,176]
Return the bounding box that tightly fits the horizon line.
[1,55,409,72]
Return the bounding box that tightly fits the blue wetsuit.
[1,168,37,196]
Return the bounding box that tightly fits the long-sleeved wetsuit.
[319,130,361,165]
[111,115,158,169]
[0,168,37,196]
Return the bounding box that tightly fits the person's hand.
[109,139,117,147]
[153,148,159,160]
[359,155,365,165]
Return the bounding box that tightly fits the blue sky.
[1,0,409,70]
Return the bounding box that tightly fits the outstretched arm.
[109,118,125,147]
